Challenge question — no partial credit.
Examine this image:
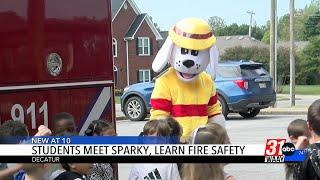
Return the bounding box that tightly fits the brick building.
[111,0,162,89]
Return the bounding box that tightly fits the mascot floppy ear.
[152,37,174,73]
[208,45,219,80]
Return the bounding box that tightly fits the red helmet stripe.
[173,26,213,40]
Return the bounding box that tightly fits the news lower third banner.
[0,137,307,163]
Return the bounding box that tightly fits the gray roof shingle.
[216,35,267,54]
[158,31,168,47]
[111,0,126,20]
[124,13,147,39]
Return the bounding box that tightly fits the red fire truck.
[0,0,115,135]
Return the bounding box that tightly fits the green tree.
[264,0,320,42]
[296,0,320,40]
[208,16,226,34]
[262,30,270,44]
[298,35,320,84]
[208,17,266,40]
[278,14,290,41]
[304,10,320,39]
[220,46,269,68]
[220,46,301,87]
[252,25,267,40]
[214,23,266,40]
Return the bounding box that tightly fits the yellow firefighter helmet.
[168,17,216,50]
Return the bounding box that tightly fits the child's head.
[0,120,29,144]
[165,117,182,143]
[181,163,224,180]
[308,99,320,137]
[191,123,229,144]
[23,163,52,179]
[143,120,170,136]
[166,117,182,137]
[53,112,76,135]
[0,120,29,136]
[287,119,309,144]
[61,163,93,175]
[85,119,115,136]
[182,124,227,180]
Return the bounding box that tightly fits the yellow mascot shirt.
[150,67,222,137]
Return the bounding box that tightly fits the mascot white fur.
[150,17,226,138]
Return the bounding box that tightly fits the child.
[0,119,27,180]
[85,120,116,180]
[129,120,181,180]
[54,163,93,180]
[287,119,309,145]
[286,119,309,180]
[0,121,51,180]
[166,116,183,144]
[49,131,78,180]
[181,123,234,180]
[294,99,320,179]
[142,120,171,136]
[16,164,52,180]
[0,120,29,144]
[53,112,77,135]
[84,120,116,136]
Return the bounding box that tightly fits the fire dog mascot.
[150,17,226,138]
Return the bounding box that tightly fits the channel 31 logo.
[264,139,295,163]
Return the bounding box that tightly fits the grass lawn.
[115,96,120,104]
[281,85,320,95]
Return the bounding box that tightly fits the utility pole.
[290,0,296,106]
[270,0,276,88]
[275,0,278,93]
[247,10,255,37]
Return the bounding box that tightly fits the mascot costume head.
[152,17,219,80]
[150,17,226,138]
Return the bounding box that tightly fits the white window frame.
[113,66,118,86]
[138,69,151,83]
[137,37,150,56]
[112,38,117,58]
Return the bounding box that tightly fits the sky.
[134,0,313,30]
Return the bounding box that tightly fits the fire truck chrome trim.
[0,81,113,91]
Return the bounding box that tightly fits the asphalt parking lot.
[116,114,307,180]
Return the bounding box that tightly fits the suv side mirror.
[152,77,156,82]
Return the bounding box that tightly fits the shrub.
[297,35,320,85]
[115,88,123,96]
[220,46,302,89]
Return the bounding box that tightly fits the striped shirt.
[150,67,221,137]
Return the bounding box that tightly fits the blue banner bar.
[284,150,307,162]
[0,136,180,144]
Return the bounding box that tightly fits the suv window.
[217,66,241,78]
[240,64,268,77]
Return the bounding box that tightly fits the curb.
[116,116,127,120]
[260,111,307,115]
[260,109,307,115]
[116,110,308,120]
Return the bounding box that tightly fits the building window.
[138,69,151,83]
[137,37,150,56]
[112,38,117,57]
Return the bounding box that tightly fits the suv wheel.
[239,109,260,118]
[124,96,147,121]
[218,95,229,119]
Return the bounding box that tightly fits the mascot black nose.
[182,60,195,68]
